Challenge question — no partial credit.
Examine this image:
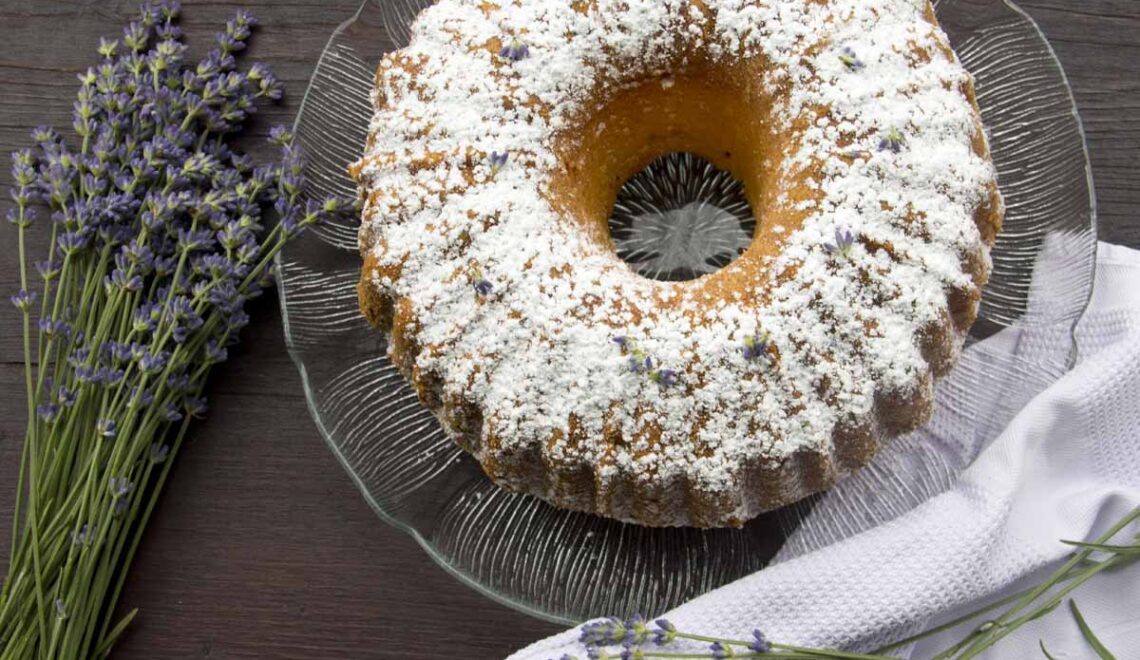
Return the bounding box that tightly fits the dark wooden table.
[1,1,1137,658]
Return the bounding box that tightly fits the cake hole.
[609,152,756,282]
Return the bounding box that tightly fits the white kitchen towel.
[510,241,1140,660]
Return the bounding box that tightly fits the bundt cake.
[349,0,1004,527]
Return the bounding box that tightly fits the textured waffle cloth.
[510,242,1140,660]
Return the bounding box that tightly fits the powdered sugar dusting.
[352,0,999,522]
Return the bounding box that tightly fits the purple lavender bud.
[743,332,770,360]
[58,230,91,254]
[122,240,155,268]
[710,642,734,659]
[839,46,865,71]
[611,336,627,348]
[162,402,183,422]
[31,125,59,144]
[653,369,677,388]
[489,150,509,175]
[108,476,134,498]
[36,403,61,424]
[269,125,293,146]
[473,279,494,297]
[205,340,228,364]
[158,0,181,21]
[579,618,626,648]
[96,367,124,386]
[167,371,192,393]
[225,308,250,331]
[499,37,530,62]
[156,22,182,40]
[153,256,176,277]
[33,261,61,281]
[627,356,643,374]
[6,206,36,228]
[623,614,648,645]
[107,340,133,364]
[69,346,91,368]
[75,366,97,385]
[232,9,257,29]
[10,289,37,312]
[71,524,95,546]
[150,443,170,464]
[104,269,143,293]
[184,395,208,418]
[651,619,676,646]
[823,227,856,257]
[58,386,77,407]
[878,128,905,153]
[132,305,157,334]
[96,418,118,439]
[122,21,149,52]
[38,318,70,340]
[139,350,168,375]
[748,629,771,653]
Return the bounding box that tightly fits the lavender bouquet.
[0,2,351,656]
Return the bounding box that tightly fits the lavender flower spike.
[823,227,856,258]
[499,36,530,62]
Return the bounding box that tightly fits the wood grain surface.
[1,1,1138,658]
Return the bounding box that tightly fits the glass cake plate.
[276,0,1097,624]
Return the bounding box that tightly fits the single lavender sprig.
[571,510,1140,660]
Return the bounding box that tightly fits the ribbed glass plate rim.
[276,0,1098,626]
